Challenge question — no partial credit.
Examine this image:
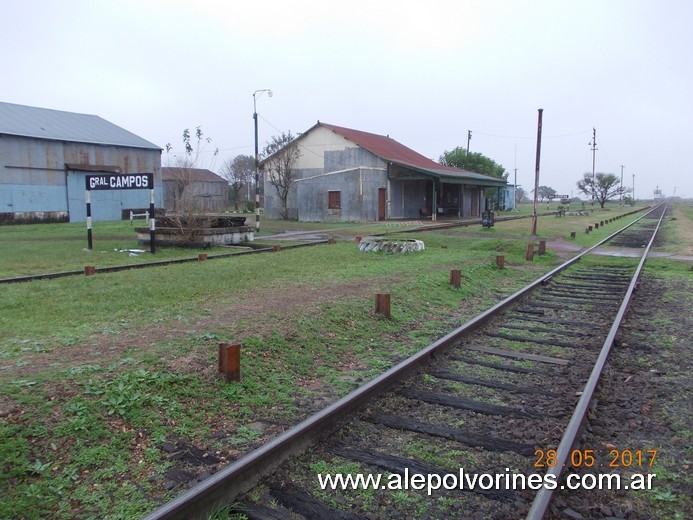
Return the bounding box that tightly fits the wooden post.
[538,240,546,255]
[198,253,208,261]
[375,293,391,319]
[327,238,336,245]
[496,255,505,269]
[588,225,593,231]
[585,227,590,234]
[273,245,281,252]
[450,269,461,289]
[594,223,599,229]
[84,265,96,276]
[218,343,241,382]
[355,235,363,244]
[525,244,534,261]
[570,231,576,239]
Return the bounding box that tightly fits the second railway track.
[145,205,668,520]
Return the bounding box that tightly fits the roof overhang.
[65,163,122,173]
[389,161,507,187]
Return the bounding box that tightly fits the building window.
[328,191,341,209]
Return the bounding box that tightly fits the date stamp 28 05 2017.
[534,448,657,469]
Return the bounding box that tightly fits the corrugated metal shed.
[162,167,226,183]
[0,101,160,150]
[262,121,506,222]
[161,167,228,212]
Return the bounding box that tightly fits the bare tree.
[163,127,218,241]
[220,154,254,211]
[262,131,301,220]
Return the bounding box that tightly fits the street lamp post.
[588,128,597,207]
[253,89,272,233]
[632,173,635,205]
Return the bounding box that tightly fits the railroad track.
[144,205,667,520]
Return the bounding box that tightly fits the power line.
[473,129,591,140]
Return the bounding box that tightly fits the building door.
[378,188,387,220]
[471,188,480,216]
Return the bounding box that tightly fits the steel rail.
[0,240,326,285]
[526,204,667,520]
[143,205,665,520]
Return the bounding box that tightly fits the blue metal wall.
[0,135,162,222]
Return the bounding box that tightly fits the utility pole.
[466,130,472,167]
[253,88,273,232]
[620,165,624,205]
[588,128,597,206]
[514,168,518,210]
[531,109,543,236]
[632,173,635,204]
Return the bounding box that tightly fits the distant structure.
[162,167,228,213]
[261,122,507,222]
[653,186,662,200]
[0,101,162,223]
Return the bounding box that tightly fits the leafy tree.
[537,185,557,202]
[515,186,529,204]
[439,148,508,179]
[262,131,302,220]
[220,154,254,211]
[576,172,628,208]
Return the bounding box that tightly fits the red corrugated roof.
[320,123,461,173]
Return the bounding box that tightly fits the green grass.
[0,204,654,279]
[0,228,548,518]
[0,220,227,278]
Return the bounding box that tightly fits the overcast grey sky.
[2,0,691,199]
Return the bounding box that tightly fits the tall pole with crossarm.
[253,89,272,233]
[530,109,543,236]
[588,128,597,207]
